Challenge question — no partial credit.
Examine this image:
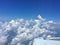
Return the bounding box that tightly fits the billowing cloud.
[0,15,60,45]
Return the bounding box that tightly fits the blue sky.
[0,0,60,45]
[0,0,60,22]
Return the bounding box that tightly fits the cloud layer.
[0,15,60,45]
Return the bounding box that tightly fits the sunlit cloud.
[0,15,60,45]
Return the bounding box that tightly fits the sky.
[0,0,60,45]
[0,0,60,22]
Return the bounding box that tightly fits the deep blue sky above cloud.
[0,0,60,22]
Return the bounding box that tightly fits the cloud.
[0,15,60,45]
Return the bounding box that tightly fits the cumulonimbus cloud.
[0,15,60,45]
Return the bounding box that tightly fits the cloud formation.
[0,15,60,45]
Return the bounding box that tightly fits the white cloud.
[0,15,60,45]
[0,36,8,45]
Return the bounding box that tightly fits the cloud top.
[0,15,60,45]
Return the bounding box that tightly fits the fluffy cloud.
[0,15,60,45]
